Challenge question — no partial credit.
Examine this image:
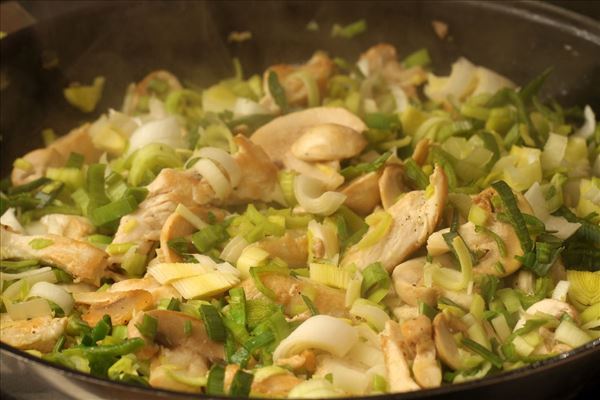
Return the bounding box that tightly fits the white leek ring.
[28,281,74,314]
[294,174,346,216]
[197,147,241,187]
[194,158,232,200]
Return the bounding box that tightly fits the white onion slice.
[273,315,358,361]
[425,57,477,102]
[128,116,185,154]
[193,158,232,200]
[28,281,74,314]
[1,271,58,302]
[5,298,52,320]
[197,147,241,187]
[0,266,52,281]
[220,235,249,264]
[294,174,346,216]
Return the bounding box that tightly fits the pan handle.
[0,1,36,35]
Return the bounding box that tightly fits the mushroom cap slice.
[291,123,367,162]
[341,165,448,271]
[341,172,381,215]
[379,164,408,210]
[392,257,439,307]
[250,107,366,165]
[432,313,467,370]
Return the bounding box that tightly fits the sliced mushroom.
[251,107,366,165]
[432,312,468,370]
[341,172,381,215]
[40,214,95,241]
[412,138,431,166]
[291,123,367,162]
[0,315,67,353]
[392,257,439,307]
[378,164,408,210]
[380,320,420,393]
[257,230,308,268]
[1,226,107,285]
[261,51,334,109]
[240,273,348,318]
[275,349,317,373]
[252,371,303,397]
[128,309,225,361]
[11,124,102,186]
[514,299,579,331]
[82,289,153,326]
[427,187,532,277]
[341,165,448,271]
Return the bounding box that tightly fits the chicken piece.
[392,257,439,307]
[359,44,427,97]
[11,124,102,186]
[149,346,208,393]
[110,168,217,257]
[109,276,181,305]
[341,165,448,271]
[240,274,347,318]
[399,316,441,389]
[257,230,308,268]
[227,135,281,204]
[128,309,225,361]
[380,320,420,393]
[0,315,67,353]
[275,349,317,373]
[251,107,367,166]
[341,172,381,215]
[40,214,95,241]
[252,372,303,397]
[1,226,107,285]
[427,187,532,277]
[81,289,153,326]
[262,51,334,109]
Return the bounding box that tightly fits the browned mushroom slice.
[378,164,408,210]
[291,123,367,162]
[412,138,431,166]
[427,187,533,277]
[392,257,439,307]
[82,289,153,326]
[0,315,67,353]
[11,124,102,186]
[159,210,198,263]
[240,273,347,318]
[257,230,308,268]
[251,107,366,165]
[341,165,448,272]
[433,312,468,370]
[1,226,107,286]
[341,172,381,215]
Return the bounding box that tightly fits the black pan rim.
[1,0,599,398]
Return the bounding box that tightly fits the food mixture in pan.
[1,43,599,397]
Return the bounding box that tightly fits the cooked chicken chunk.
[148,346,209,393]
[11,124,102,186]
[0,315,67,353]
[1,226,107,285]
[81,289,153,326]
[109,276,181,305]
[40,214,95,241]
[380,320,420,393]
[241,274,347,318]
[341,165,448,271]
[262,51,334,109]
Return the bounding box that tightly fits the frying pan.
[1,1,599,399]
